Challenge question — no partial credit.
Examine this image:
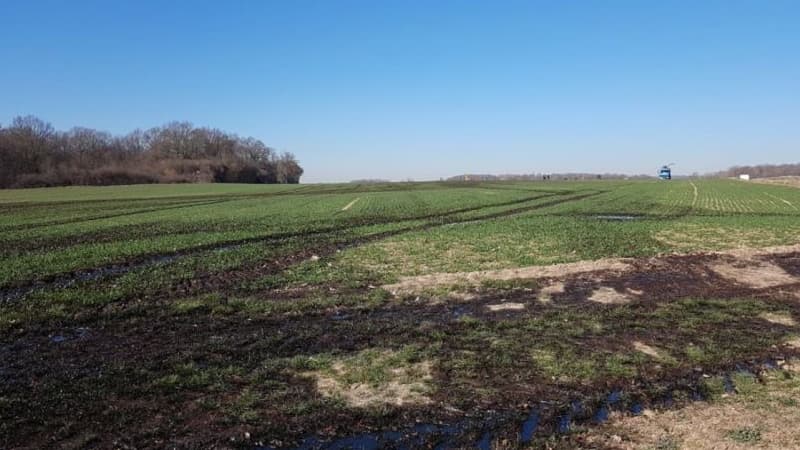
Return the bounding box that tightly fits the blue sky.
[1,1,798,182]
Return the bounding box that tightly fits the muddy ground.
[2,236,800,449]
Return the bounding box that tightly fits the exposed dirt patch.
[584,367,800,450]
[588,286,637,305]
[594,404,800,449]
[307,358,433,408]
[760,312,797,326]
[753,176,800,189]
[486,302,526,312]
[536,281,564,304]
[384,258,632,295]
[384,245,800,297]
[710,259,797,289]
[632,341,665,360]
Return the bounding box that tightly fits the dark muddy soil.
[2,244,800,449]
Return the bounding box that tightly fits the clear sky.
[1,1,798,182]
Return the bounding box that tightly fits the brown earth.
[752,176,800,189]
[579,364,800,450]
[3,244,800,448]
[384,244,800,297]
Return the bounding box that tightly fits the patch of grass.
[604,352,642,378]
[530,348,598,382]
[684,344,708,364]
[225,388,262,422]
[153,363,245,393]
[700,376,728,400]
[726,427,762,444]
[480,278,540,291]
[333,346,427,387]
[731,371,760,396]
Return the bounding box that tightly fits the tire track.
[0,198,231,233]
[340,197,361,211]
[0,183,558,232]
[1,191,562,257]
[765,192,799,211]
[0,181,508,212]
[689,181,699,209]
[118,191,605,303]
[0,191,601,303]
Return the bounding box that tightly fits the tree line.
[714,163,800,179]
[0,116,303,188]
[447,173,651,181]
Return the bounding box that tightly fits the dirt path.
[766,192,799,210]
[341,197,361,211]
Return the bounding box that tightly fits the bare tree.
[0,115,304,187]
[276,152,303,184]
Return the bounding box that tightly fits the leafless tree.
[0,115,304,188]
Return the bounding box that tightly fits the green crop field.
[2,179,800,449]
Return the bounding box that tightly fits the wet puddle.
[519,410,539,443]
[330,312,350,321]
[593,405,609,423]
[50,327,90,344]
[723,374,735,393]
[475,431,492,450]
